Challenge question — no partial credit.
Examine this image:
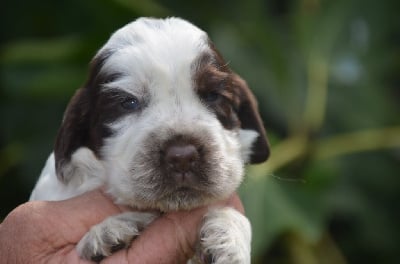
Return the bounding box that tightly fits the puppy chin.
[155,195,214,212]
[154,188,230,211]
[107,183,232,212]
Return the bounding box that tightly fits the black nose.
[164,143,199,184]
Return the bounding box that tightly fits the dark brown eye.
[121,97,140,111]
[203,91,221,103]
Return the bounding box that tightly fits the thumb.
[46,189,125,243]
[0,189,125,264]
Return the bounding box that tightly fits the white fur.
[30,149,104,201]
[100,17,208,80]
[198,207,251,264]
[239,129,259,162]
[30,17,257,263]
[77,211,158,260]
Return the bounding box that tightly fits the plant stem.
[249,126,400,179]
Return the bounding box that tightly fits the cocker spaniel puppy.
[30,17,269,263]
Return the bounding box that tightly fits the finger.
[37,190,125,244]
[230,192,245,213]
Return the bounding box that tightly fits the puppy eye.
[121,97,140,110]
[203,91,221,103]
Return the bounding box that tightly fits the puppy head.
[54,17,269,211]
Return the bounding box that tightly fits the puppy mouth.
[173,186,194,196]
[164,184,206,198]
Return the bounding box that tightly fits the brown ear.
[53,50,114,182]
[233,74,270,164]
[54,88,91,182]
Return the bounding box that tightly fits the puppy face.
[54,18,269,211]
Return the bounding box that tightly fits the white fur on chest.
[30,150,105,201]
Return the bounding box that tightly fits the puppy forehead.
[99,17,213,93]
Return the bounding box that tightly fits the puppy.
[30,17,269,263]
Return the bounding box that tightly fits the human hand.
[0,190,244,263]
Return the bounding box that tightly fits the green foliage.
[1,0,399,263]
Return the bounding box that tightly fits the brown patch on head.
[54,49,129,181]
[193,40,270,163]
[193,52,241,130]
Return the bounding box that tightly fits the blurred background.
[1,0,399,263]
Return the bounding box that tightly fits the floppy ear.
[53,51,112,183]
[232,74,270,164]
[54,88,92,182]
